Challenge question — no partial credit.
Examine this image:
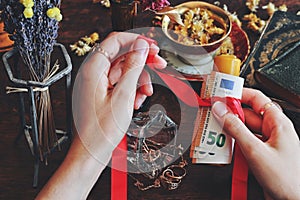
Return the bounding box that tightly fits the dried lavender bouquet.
[1,0,63,162]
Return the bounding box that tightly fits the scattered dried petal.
[246,0,260,12]
[222,4,242,27]
[278,4,288,12]
[243,13,266,32]
[70,32,100,56]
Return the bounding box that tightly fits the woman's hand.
[72,32,167,162]
[37,32,167,199]
[212,88,300,199]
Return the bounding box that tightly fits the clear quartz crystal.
[127,110,178,179]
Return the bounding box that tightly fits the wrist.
[52,135,112,199]
[72,122,117,163]
[36,134,113,200]
[67,134,113,170]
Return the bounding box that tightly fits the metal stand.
[2,43,73,187]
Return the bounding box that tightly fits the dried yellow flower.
[23,7,34,18]
[70,32,100,56]
[69,44,79,51]
[262,2,276,16]
[81,43,92,53]
[90,32,99,42]
[75,48,85,56]
[46,8,56,18]
[46,7,62,21]
[21,0,34,8]
[55,13,63,21]
[243,13,266,32]
[278,4,288,12]
[262,2,288,16]
[246,0,260,12]
[81,33,99,45]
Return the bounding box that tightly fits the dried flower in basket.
[1,0,64,162]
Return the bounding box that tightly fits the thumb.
[211,101,264,154]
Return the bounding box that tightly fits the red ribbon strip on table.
[111,36,248,200]
[111,135,127,200]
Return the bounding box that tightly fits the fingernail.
[135,98,143,109]
[150,43,160,52]
[133,39,149,54]
[146,83,153,95]
[156,55,167,67]
[212,101,229,118]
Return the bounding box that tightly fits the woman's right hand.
[212,88,300,199]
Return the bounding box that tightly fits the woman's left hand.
[37,32,167,200]
[72,32,167,162]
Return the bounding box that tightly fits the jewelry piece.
[158,163,187,190]
[92,43,111,61]
[142,144,161,163]
[160,173,181,190]
[128,147,187,191]
[259,101,282,116]
[164,165,187,180]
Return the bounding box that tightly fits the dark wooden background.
[0,0,299,199]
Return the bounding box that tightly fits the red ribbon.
[111,136,127,200]
[111,36,248,200]
[232,144,248,200]
[142,35,211,107]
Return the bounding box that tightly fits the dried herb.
[1,0,63,162]
[1,0,62,80]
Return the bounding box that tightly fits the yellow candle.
[214,54,241,76]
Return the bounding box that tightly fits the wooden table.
[0,0,299,199]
